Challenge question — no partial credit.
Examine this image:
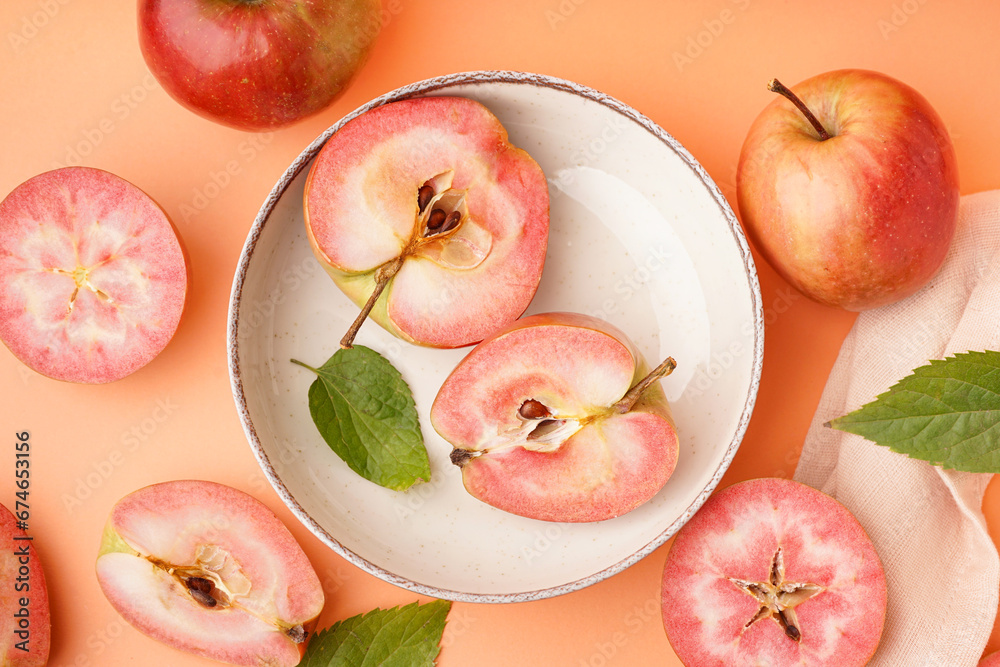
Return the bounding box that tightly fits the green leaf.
[829,350,1000,472]
[292,346,430,490]
[299,600,452,667]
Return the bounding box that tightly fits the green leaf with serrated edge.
[291,346,430,490]
[829,350,1000,473]
[299,600,452,667]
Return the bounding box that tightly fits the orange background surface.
[3,0,1000,665]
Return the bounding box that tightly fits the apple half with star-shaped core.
[304,96,549,349]
[737,70,959,311]
[96,480,324,667]
[661,478,887,666]
[430,312,679,522]
[0,167,187,383]
[0,501,50,666]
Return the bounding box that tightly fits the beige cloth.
[794,191,1000,667]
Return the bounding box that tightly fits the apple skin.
[431,312,678,522]
[0,503,50,667]
[981,651,1000,667]
[737,69,959,310]
[138,0,382,131]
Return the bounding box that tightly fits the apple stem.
[613,357,676,413]
[340,256,404,349]
[767,78,831,141]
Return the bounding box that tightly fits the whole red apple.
[138,0,382,131]
[737,70,959,310]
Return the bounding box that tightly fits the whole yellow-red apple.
[737,70,959,310]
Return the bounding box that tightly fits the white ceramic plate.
[228,71,763,602]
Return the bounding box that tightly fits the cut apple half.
[661,478,887,666]
[96,480,324,667]
[430,312,679,522]
[0,502,50,666]
[0,167,187,383]
[304,96,549,348]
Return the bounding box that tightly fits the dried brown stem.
[340,256,404,349]
[613,357,677,413]
[767,78,831,141]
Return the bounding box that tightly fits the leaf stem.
[613,357,677,413]
[290,358,320,374]
[767,78,831,141]
[341,256,404,349]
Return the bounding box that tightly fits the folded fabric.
[795,190,1000,666]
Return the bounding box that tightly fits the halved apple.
[661,478,887,666]
[0,167,187,383]
[0,503,50,666]
[304,96,549,348]
[430,312,679,522]
[96,480,324,666]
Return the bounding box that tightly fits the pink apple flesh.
[96,481,324,667]
[661,478,887,666]
[737,69,959,310]
[431,312,678,522]
[0,503,50,667]
[0,167,187,383]
[305,96,549,348]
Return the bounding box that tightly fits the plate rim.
[227,69,764,603]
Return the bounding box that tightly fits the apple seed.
[417,183,435,212]
[185,576,213,594]
[427,208,446,232]
[440,211,461,233]
[518,399,551,420]
[184,576,219,608]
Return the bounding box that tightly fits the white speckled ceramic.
[228,71,763,602]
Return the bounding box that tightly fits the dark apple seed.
[185,576,214,594]
[185,577,217,607]
[427,208,446,232]
[518,399,551,420]
[439,211,461,233]
[190,588,217,608]
[417,184,435,212]
[777,609,801,642]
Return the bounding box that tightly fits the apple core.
[0,167,187,383]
